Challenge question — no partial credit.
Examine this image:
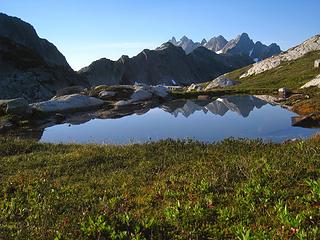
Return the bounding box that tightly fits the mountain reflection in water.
[162,96,267,118]
[7,95,319,144]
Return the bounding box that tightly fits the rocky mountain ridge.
[0,13,70,68]
[205,35,228,52]
[0,36,86,102]
[169,33,281,61]
[241,34,320,78]
[0,13,88,102]
[79,42,253,86]
[0,12,295,102]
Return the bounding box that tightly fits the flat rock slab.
[130,88,153,102]
[31,94,105,113]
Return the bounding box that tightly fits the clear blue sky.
[1,0,319,70]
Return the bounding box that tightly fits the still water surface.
[40,96,319,144]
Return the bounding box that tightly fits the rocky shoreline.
[1,82,319,137]
[0,84,170,134]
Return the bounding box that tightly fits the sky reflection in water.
[40,96,319,144]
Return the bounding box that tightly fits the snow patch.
[249,48,254,57]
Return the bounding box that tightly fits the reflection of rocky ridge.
[11,96,268,142]
[162,100,206,117]
[161,96,267,118]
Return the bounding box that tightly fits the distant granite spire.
[168,33,281,60]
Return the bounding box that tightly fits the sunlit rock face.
[241,34,320,78]
[168,33,281,61]
[168,35,228,54]
[204,36,228,52]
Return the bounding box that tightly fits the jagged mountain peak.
[220,33,281,60]
[221,33,254,55]
[80,39,253,87]
[168,36,201,54]
[201,38,207,45]
[232,33,251,43]
[217,35,226,39]
[238,32,250,39]
[180,35,191,41]
[156,42,184,52]
[169,35,228,54]
[235,33,254,45]
[167,33,280,60]
[190,46,218,56]
[0,12,71,68]
[0,13,87,102]
[205,35,228,52]
[241,34,320,78]
[170,37,177,45]
[269,43,279,48]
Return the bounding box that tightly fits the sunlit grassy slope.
[225,50,320,91]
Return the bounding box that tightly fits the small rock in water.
[198,95,210,100]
